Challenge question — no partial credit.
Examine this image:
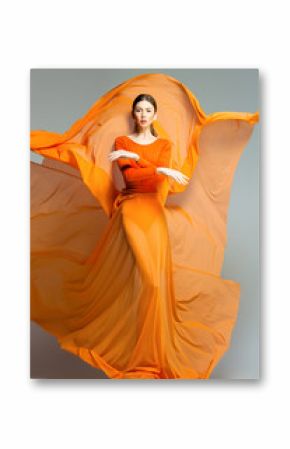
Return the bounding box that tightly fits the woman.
[30,72,259,378]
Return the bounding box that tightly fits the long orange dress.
[30,72,259,379]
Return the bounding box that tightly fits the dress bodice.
[114,135,172,193]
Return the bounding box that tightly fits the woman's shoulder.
[115,135,126,143]
[114,135,128,150]
[163,137,172,144]
[161,138,173,149]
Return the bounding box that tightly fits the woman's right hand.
[156,167,190,185]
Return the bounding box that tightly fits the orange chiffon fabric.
[30,72,259,379]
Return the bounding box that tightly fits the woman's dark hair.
[131,94,158,137]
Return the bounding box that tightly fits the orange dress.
[30,72,259,378]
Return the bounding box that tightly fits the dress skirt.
[32,186,239,379]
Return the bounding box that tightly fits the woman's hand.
[156,167,190,185]
[108,149,139,162]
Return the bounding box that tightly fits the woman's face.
[133,100,157,129]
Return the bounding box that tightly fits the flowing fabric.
[30,72,259,378]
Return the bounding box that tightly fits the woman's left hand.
[108,150,139,162]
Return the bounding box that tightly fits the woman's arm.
[156,141,172,168]
[114,137,139,171]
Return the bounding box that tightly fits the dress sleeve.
[152,140,172,182]
[156,140,172,167]
[114,136,139,172]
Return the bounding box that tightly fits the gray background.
[30,68,259,379]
